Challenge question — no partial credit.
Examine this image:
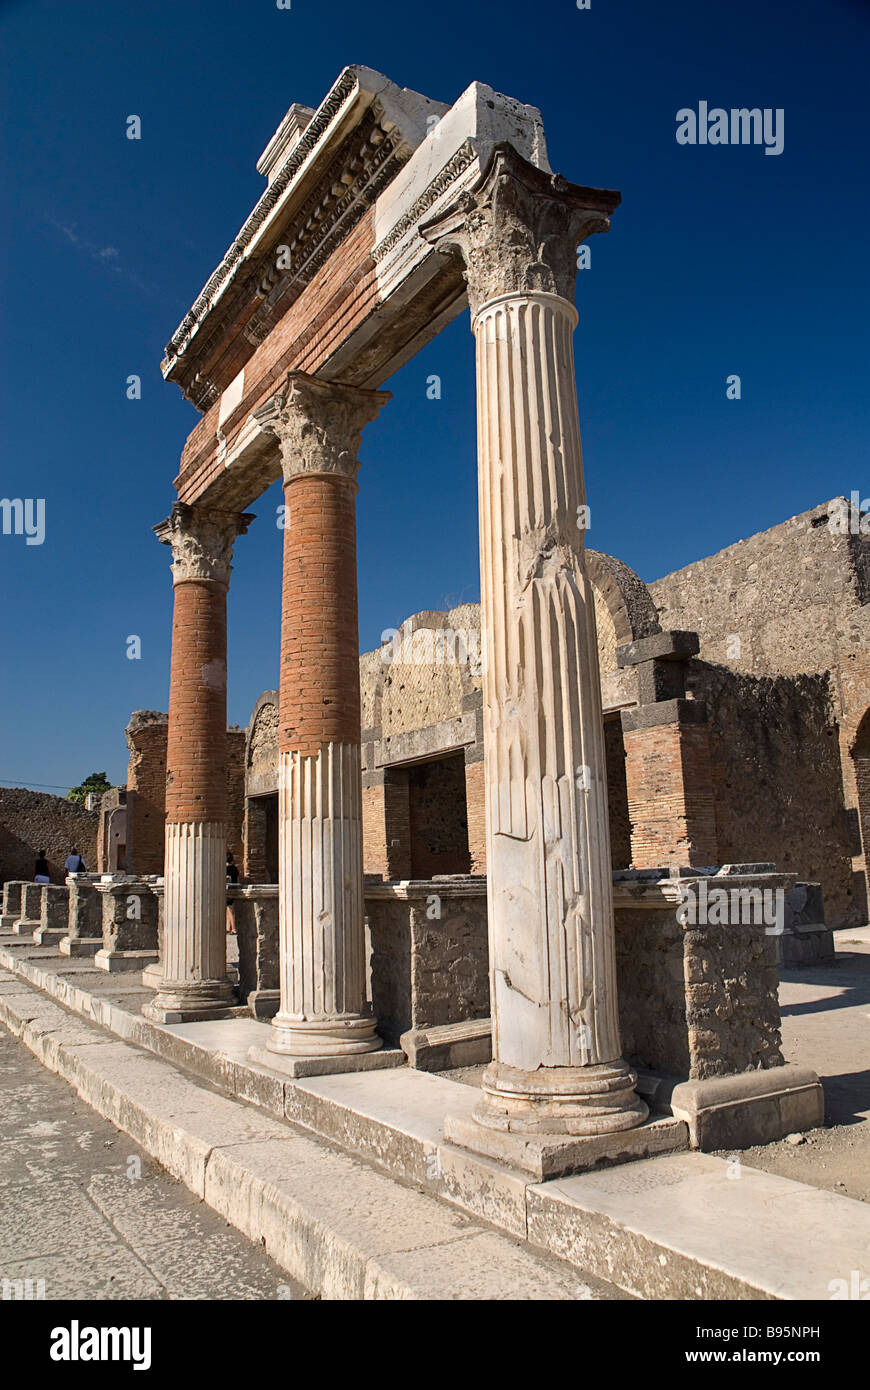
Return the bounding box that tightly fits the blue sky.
[1,0,868,792]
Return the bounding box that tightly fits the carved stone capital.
[154,503,254,586]
[253,371,391,485]
[420,143,620,318]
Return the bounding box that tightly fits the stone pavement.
[0,1028,310,1301]
[714,927,870,1202]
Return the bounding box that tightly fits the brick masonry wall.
[177,210,379,506]
[126,714,168,875]
[362,784,389,878]
[604,716,631,868]
[623,719,718,868]
[408,754,471,877]
[0,789,98,885]
[227,729,246,867]
[650,502,870,920]
[465,759,486,875]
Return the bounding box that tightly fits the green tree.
[67,772,112,806]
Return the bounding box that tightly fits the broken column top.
[256,104,316,183]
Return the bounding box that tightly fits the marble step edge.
[0,972,616,1303]
[3,946,868,1300]
[0,943,682,1244]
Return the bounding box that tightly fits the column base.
[444,1109,688,1181]
[248,1041,402,1080]
[473,1060,649,1135]
[140,961,164,991]
[95,949,159,974]
[248,1013,391,1078]
[32,927,67,946]
[141,977,234,1023]
[58,936,102,957]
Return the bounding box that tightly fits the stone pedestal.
[248,372,393,1077]
[140,884,165,988]
[0,881,27,931]
[13,882,44,935]
[366,877,491,1070]
[60,877,106,957]
[232,885,280,1018]
[143,505,251,1023]
[94,881,159,973]
[424,147,649,1174]
[33,884,70,944]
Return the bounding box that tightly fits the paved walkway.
[0,1028,310,1301]
[716,929,870,1202]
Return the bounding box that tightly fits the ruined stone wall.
[650,500,870,920]
[367,883,490,1044]
[614,885,784,1081]
[687,663,858,925]
[125,712,168,875]
[0,789,98,884]
[649,501,870,679]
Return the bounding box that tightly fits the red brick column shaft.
[143,503,252,1024]
[280,472,361,757]
[248,372,390,1070]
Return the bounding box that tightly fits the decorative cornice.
[162,68,359,375]
[371,139,477,264]
[253,371,391,484]
[154,503,254,586]
[420,142,620,316]
[164,100,411,411]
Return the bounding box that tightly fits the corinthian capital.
[420,143,621,318]
[253,371,391,485]
[154,503,254,585]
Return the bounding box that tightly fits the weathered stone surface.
[367,879,489,1049]
[527,1150,870,1300]
[614,871,788,1081]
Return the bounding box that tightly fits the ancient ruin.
[5,65,867,1304]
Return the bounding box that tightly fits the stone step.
[0,972,619,1302]
[528,1152,870,1300]
[3,941,870,1300]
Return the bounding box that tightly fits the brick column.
[420,147,663,1177]
[143,503,252,1024]
[617,631,719,869]
[248,372,391,1071]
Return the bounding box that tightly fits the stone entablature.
[166,72,554,515]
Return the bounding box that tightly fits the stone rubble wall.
[0,788,98,885]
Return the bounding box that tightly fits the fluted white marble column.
[270,742,371,1054]
[424,145,646,1141]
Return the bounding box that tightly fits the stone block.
[232,886,279,1011]
[366,877,489,1057]
[400,1017,492,1071]
[94,880,159,971]
[444,1111,688,1181]
[665,1064,825,1150]
[616,629,700,667]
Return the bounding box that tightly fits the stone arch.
[370,605,482,739]
[586,550,661,676]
